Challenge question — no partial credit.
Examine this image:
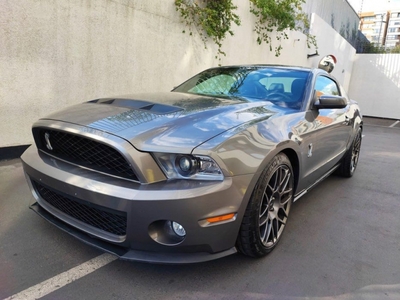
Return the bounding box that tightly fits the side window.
[315,76,340,97]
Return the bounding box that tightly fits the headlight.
[177,155,196,175]
[153,153,224,181]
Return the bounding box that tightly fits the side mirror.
[314,95,347,109]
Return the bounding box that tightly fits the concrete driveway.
[1,121,400,300]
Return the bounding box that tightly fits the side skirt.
[293,164,340,202]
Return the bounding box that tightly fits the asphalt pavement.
[1,121,400,300]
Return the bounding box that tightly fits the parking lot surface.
[1,122,400,300]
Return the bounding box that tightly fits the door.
[295,75,352,191]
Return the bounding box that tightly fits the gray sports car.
[21,63,362,264]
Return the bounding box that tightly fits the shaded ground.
[363,116,399,127]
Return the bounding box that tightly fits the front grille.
[35,129,138,181]
[33,181,127,236]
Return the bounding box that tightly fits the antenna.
[359,0,363,14]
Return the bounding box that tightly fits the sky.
[347,0,400,12]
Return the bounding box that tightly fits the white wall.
[349,54,400,119]
[0,0,355,148]
[304,0,360,48]
[308,14,356,90]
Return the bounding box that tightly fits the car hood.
[43,92,276,152]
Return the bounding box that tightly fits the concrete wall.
[349,54,400,119]
[0,0,356,148]
[304,0,360,48]
[308,14,356,90]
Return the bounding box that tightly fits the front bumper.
[21,145,254,264]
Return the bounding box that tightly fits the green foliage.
[364,44,400,54]
[361,43,387,53]
[249,0,317,56]
[175,0,240,60]
[389,45,400,53]
[174,0,318,59]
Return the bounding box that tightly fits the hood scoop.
[90,98,183,115]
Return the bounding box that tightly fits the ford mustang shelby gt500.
[21,64,362,263]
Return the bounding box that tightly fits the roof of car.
[211,65,335,79]
[213,65,313,71]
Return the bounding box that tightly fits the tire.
[337,127,362,178]
[237,153,294,258]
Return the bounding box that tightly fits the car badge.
[44,132,53,150]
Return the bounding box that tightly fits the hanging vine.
[174,0,317,59]
[175,0,241,60]
[249,0,317,56]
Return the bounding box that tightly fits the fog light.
[171,221,186,237]
[148,220,185,246]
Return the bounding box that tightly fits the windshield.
[173,66,310,109]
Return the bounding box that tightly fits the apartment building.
[386,10,400,48]
[359,9,400,48]
[359,11,389,46]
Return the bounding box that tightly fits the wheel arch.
[235,144,301,224]
[280,148,300,194]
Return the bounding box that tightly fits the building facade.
[359,9,400,48]
[386,10,400,48]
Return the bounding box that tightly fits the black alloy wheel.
[237,153,294,257]
[337,127,362,177]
